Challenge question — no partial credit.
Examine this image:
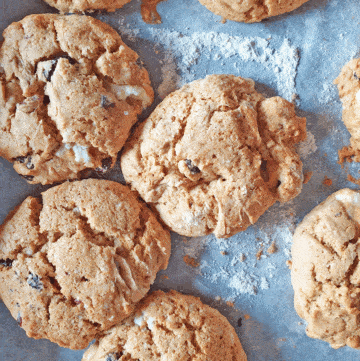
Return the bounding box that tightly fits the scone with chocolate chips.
[43,0,131,13]
[291,189,360,349]
[0,179,171,349]
[198,0,310,23]
[121,74,306,238]
[83,290,247,361]
[0,14,153,184]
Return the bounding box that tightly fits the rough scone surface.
[0,14,153,184]
[83,290,247,361]
[121,74,306,238]
[43,0,131,13]
[334,58,360,160]
[198,0,310,23]
[291,189,360,349]
[0,179,171,349]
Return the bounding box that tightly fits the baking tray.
[1,0,360,360]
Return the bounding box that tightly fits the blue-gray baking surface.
[1,0,360,360]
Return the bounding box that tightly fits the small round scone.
[43,0,131,13]
[291,188,360,349]
[121,74,306,238]
[0,14,153,184]
[198,0,310,23]
[83,290,247,361]
[0,179,171,349]
[334,58,360,160]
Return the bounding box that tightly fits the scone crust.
[0,14,153,184]
[198,0,310,23]
[121,74,306,238]
[43,0,131,13]
[291,189,360,349]
[0,179,171,349]
[83,290,247,361]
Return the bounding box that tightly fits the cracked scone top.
[0,14,153,184]
[291,189,360,349]
[83,290,247,361]
[0,179,171,349]
[43,0,131,13]
[197,0,310,23]
[121,74,306,238]
[334,58,360,160]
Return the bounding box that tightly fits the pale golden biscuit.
[291,189,360,349]
[43,0,131,13]
[83,290,247,361]
[121,74,306,238]
[0,179,171,349]
[0,14,153,185]
[198,0,310,23]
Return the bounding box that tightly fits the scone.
[334,58,360,161]
[0,14,153,184]
[83,290,247,361]
[43,0,131,13]
[121,74,306,238]
[198,0,310,23]
[0,179,171,349]
[291,189,360,349]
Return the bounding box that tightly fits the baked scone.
[0,179,171,349]
[43,0,131,13]
[198,0,310,23]
[334,58,360,160]
[121,74,306,238]
[291,189,360,349]
[0,14,153,185]
[83,290,247,361]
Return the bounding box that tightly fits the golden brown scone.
[0,179,171,350]
[121,74,306,238]
[83,290,247,361]
[291,188,360,349]
[43,0,131,13]
[197,0,310,23]
[0,14,153,185]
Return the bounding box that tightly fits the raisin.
[95,157,113,173]
[105,352,122,361]
[0,259,13,267]
[20,174,34,181]
[27,273,43,291]
[100,95,116,109]
[17,312,22,327]
[185,159,200,174]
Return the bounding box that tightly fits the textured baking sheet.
[1,0,360,360]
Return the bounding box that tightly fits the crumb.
[226,301,234,308]
[298,322,303,326]
[256,249,263,260]
[239,253,246,262]
[279,338,287,342]
[322,176,332,186]
[338,145,355,164]
[183,255,199,268]
[215,296,221,301]
[140,0,165,24]
[267,241,277,254]
[221,17,227,24]
[303,171,313,184]
[324,153,327,157]
[220,251,227,256]
[286,260,292,269]
[347,174,360,186]
[160,274,169,280]
[244,314,251,320]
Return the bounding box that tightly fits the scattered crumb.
[215,296,221,301]
[303,171,313,184]
[267,241,277,254]
[221,17,227,24]
[256,249,263,260]
[322,176,332,186]
[183,255,200,268]
[220,251,227,256]
[140,0,166,24]
[278,338,287,342]
[244,314,251,320]
[347,174,360,186]
[160,274,169,280]
[298,322,303,326]
[338,145,355,164]
[239,253,246,262]
[286,260,292,269]
[324,153,327,157]
[226,301,235,308]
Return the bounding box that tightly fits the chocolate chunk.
[276,180,282,188]
[27,273,43,291]
[237,317,242,327]
[43,54,77,82]
[135,57,144,68]
[17,312,22,327]
[185,159,200,174]
[106,352,122,361]
[43,95,50,105]
[95,157,113,173]
[101,95,116,109]
[15,156,34,169]
[354,72,359,81]
[20,174,34,181]
[0,259,13,267]
[15,156,27,164]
